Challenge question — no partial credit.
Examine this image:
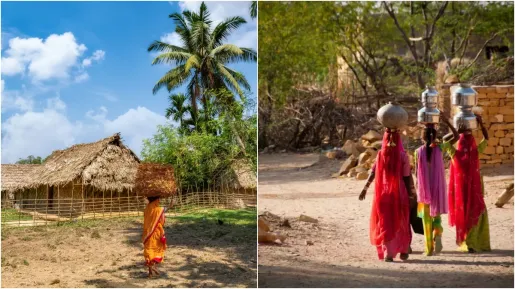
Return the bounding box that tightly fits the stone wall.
[438,84,514,166]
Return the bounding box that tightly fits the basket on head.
[134,163,177,198]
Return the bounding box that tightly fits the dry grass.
[134,163,176,197]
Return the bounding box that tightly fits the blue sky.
[1,1,257,163]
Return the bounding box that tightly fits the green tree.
[148,2,257,122]
[165,93,190,130]
[16,155,44,164]
[250,1,257,19]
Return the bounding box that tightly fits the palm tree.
[250,1,257,19]
[165,93,190,129]
[148,2,257,121]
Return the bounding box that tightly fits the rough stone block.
[487,93,507,99]
[494,130,505,138]
[487,137,499,146]
[505,114,514,123]
[500,137,512,147]
[496,146,504,154]
[483,146,496,155]
[479,153,491,160]
[491,114,503,123]
[500,107,514,115]
[505,146,514,154]
[487,159,502,164]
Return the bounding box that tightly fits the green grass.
[1,209,32,222]
[170,208,256,226]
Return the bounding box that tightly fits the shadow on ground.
[258,255,514,288]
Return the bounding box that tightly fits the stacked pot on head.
[417,86,440,126]
[451,83,478,130]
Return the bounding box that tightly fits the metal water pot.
[452,83,477,107]
[453,110,478,130]
[377,102,408,129]
[418,107,441,124]
[421,86,439,109]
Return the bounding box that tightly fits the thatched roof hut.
[134,163,177,197]
[1,164,41,193]
[223,159,256,190]
[30,133,140,192]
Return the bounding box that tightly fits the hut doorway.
[48,186,55,208]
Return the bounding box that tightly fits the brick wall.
[439,84,514,167]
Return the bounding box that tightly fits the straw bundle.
[134,163,177,197]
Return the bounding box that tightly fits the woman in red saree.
[359,128,412,262]
[443,115,490,252]
[142,196,167,277]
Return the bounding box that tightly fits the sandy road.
[258,153,514,288]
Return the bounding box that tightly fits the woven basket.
[134,163,177,197]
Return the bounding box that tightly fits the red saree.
[370,130,411,259]
[448,134,485,245]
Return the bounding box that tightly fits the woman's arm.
[476,114,489,140]
[359,172,375,201]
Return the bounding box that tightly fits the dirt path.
[258,153,514,288]
[2,213,256,288]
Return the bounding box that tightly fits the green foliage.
[15,155,44,164]
[141,104,256,188]
[149,1,257,118]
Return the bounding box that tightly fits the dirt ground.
[2,209,257,288]
[258,153,514,288]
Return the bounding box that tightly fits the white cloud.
[1,57,25,75]
[90,106,168,155]
[94,91,118,102]
[74,72,90,83]
[230,28,257,49]
[82,49,105,67]
[1,32,105,83]
[2,102,168,163]
[46,97,66,111]
[1,110,78,163]
[1,84,34,112]
[160,32,182,46]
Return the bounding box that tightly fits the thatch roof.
[30,133,140,192]
[229,159,257,189]
[1,164,41,193]
[134,163,177,197]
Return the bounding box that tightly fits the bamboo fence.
[1,186,256,227]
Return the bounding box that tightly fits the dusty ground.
[2,209,257,288]
[258,153,514,288]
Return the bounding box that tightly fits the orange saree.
[142,199,166,266]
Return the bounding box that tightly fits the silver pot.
[418,107,440,124]
[452,83,477,107]
[453,111,478,130]
[421,86,438,108]
[377,102,408,129]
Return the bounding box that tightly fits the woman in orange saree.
[142,196,167,278]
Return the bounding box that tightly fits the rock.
[356,172,369,180]
[445,74,460,84]
[305,240,314,246]
[262,147,269,154]
[362,130,382,142]
[280,149,287,153]
[299,214,318,223]
[326,150,345,159]
[347,167,357,178]
[342,140,360,156]
[281,219,291,228]
[354,166,368,173]
[192,268,200,275]
[371,140,382,150]
[258,217,271,232]
[338,155,358,175]
[358,149,377,165]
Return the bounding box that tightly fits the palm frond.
[218,47,257,63]
[151,51,192,66]
[152,65,192,94]
[147,41,188,53]
[210,44,244,58]
[224,66,252,92]
[211,17,247,47]
[216,62,244,97]
[185,55,201,71]
[250,1,257,19]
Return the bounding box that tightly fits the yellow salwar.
[417,203,443,255]
[142,199,166,265]
[442,138,491,252]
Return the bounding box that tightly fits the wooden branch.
[465,32,501,69]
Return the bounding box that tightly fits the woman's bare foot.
[400,253,409,260]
